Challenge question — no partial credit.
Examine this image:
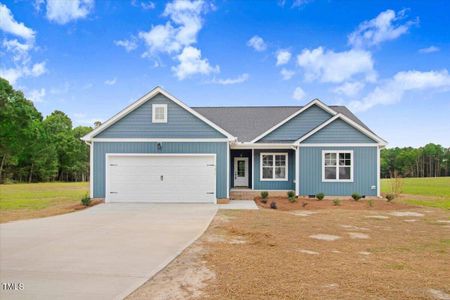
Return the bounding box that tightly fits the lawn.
[0,182,90,223]
[382,177,450,210]
[129,208,450,299]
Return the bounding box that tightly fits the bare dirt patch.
[255,196,413,211]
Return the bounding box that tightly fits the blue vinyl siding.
[303,119,376,143]
[95,93,226,138]
[93,142,228,198]
[299,146,378,196]
[260,105,331,142]
[253,149,295,190]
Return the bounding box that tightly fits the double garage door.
[106,154,216,203]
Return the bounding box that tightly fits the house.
[81,86,387,203]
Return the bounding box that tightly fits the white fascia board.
[91,138,229,142]
[249,99,338,143]
[231,143,295,149]
[81,86,236,141]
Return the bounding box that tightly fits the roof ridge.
[192,105,345,108]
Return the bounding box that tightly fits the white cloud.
[292,86,306,101]
[0,62,47,85]
[141,1,155,10]
[348,9,416,48]
[292,0,313,8]
[333,81,365,97]
[104,78,117,85]
[280,68,295,80]
[0,68,23,85]
[46,0,94,24]
[349,70,450,112]
[31,62,47,77]
[2,39,32,62]
[172,46,219,80]
[114,38,138,52]
[211,73,249,85]
[247,35,267,52]
[419,46,440,54]
[297,47,375,83]
[276,49,291,66]
[0,4,35,40]
[139,22,180,54]
[26,88,46,103]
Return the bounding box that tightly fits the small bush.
[81,194,91,206]
[316,193,325,201]
[302,202,308,208]
[333,199,340,206]
[287,191,296,203]
[261,191,269,199]
[385,193,395,202]
[270,201,277,209]
[351,193,362,201]
[367,199,374,207]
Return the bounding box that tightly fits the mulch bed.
[72,199,104,210]
[255,196,414,211]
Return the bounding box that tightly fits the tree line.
[0,78,93,183]
[381,144,450,178]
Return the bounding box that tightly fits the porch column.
[295,146,299,196]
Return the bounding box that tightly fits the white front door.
[234,157,249,187]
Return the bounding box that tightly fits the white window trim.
[260,152,289,181]
[322,150,354,182]
[152,104,167,123]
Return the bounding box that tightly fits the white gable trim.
[249,99,337,143]
[294,113,387,145]
[81,86,236,141]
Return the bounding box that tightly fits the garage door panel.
[107,155,216,203]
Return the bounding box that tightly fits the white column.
[377,145,381,197]
[295,146,299,196]
[89,141,94,199]
[251,148,254,190]
[226,141,230,199]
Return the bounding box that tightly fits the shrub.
[81,194,91,206]
[270,201,277,209]
[261,191,269,199]
[351,193,362,201]
[367,199,374,207]
[333,199,340,206]
[385,193,395,202]
[316,193,325,201]
[287,191,296,203]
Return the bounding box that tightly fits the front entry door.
[234,157,249,187]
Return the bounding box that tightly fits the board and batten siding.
[303,119,376,143]
[92,142,228,199]
[95,93,226,139]
[299,146,377,196]
[253,149,295,190]
[260,105,331,142]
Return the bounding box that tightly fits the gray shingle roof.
[192,106,373,142]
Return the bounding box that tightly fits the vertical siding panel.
[303,119,376,143]
[93,142,228,199]
[299,146,377,196]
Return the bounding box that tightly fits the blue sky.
[1,0,449,147]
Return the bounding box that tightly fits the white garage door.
[106,154,216,203]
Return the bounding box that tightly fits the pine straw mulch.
[131,207,450,300]
[255,196,413,211]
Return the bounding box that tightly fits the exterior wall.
[260,105,331,142]
[299,146,378,196]
[253,149,295,191]
[93,142,228,199]
[230,149,252,188]
[303,119,376,143]
[95,93,226,139]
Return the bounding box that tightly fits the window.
[152,104,167,123]
[260,153,288,181]
[322,150,353,182]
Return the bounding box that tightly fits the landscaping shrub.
[270,201,277,209]
[351,193,362,201]
[287,191,296,203]
[368,199,374,207]
[81,194,91,206]
[333,199,340,206]
[261,191,269,199]
[316,193,325,201]
[385,193,395,202]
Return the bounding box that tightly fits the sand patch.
[229,237,247,244]
[292,211,318,217]
[322,283,339,289]
[310,234,341,241]
[365,215,389,219]
[404,219,417,222]
[331,250,342,253]
[340,224,370,231]
[348,232,370,239]
[388,211,424,217]
[428,288,450,300]
[437,220,450,224]
[298,249,319,255]
[358,251,371,255]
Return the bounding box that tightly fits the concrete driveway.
[0,203,217,300]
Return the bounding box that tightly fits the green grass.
[381,177,450,210]
[0,182,89,211]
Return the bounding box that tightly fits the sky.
[1,0,449,147]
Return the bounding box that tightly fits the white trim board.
[259,152,289,182]
[82,86,236,141]
[89,141,94,199]
[298,143,379,147]
[250,99,337,143]
[91,138,229,142]
[152,103,167,123]
[295,113,387,145]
